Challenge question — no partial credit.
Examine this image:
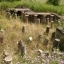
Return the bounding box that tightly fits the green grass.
[0,0,64,15]
[50,61,58,64]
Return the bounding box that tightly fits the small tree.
[46,0,60,6]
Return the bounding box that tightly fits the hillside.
[0,10,64,64]
[0,12,53,63]
[0,0,64,64]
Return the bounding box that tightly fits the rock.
[22,25,26,33]
[44,51,49,58]
[34,15,37,23]
[4,56,12,64]
[28,37,33,42]
[25,15,29,23]
[55,27,64,39]
[43,38,49,45]
[21,45,26,57]
[51,32,55,41]
[58,19,61,26]
[17,40,23,50]
[38,34,43,40]
[7,12,11,19]
[46,26,50,35]
[17,40,26,57]
[0,36,4,43]
[3,50,9,59]
[37,19,40,24]
[46,18,49,25]
[53,39,60,49]
[0,29,4,33]
[50,15,54,21]
[37,49,43,56]
[15,12,17,19]
[50,21,54,29]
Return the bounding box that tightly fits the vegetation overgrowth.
[0,12,53,64]
[0,0,64,64]
[0,0,64,15]
[0,11,64,64]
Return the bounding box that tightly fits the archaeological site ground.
[0,0,64,64]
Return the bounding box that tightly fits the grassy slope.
[0,12,56,63]
[0,0,64,64]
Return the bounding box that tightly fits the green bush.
[46,0,60,6]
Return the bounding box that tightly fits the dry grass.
[0,13,56,63]
[60,0,64,5]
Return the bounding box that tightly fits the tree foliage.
[46,0,60,6]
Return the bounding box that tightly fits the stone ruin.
[4,56,12,64]
[43,37,49,46]
[37,49,43,56]
[38,34,43,41]
[0,29,4,43]
[51,32,56,41]
[22,25,26,33]
[53,39,60,49]
[17,40,23,50]
[50,27,64,50]
[4,6,64,64]
[50,27,64,40]
[6,6,61,24]
[0,36,4,43]
[21,45,26,57]
[2,50,12,64]
[55,27,64,39]
[50,21,54,28]
[3,50,9,58]
[45,26,50,35]
[17,40,26,57]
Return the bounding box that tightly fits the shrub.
[46,0,60,6]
